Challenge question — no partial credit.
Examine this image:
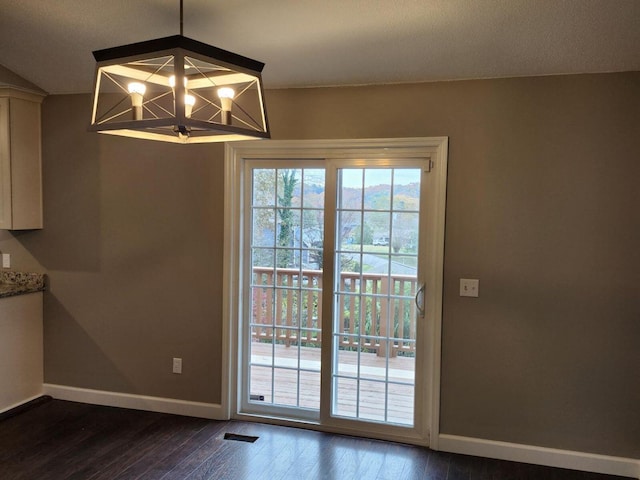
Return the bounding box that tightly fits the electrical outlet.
[2,253,10,269]
[460,278,479,297]
[172,357,182,374]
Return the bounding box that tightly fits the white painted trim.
[0,393,44,415]
[43,384,224,420]
[221,142,241,421]
[424,137,447,449]
[223,137,448,448]
[438,434,640,479]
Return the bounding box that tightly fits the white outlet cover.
[2,253,10,268]
[460,278,479,297]
[172,357,182,374]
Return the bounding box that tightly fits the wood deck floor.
[249,342,416,425]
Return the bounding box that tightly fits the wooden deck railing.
[251,267,417,357]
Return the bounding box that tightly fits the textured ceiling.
[0,0,638,94]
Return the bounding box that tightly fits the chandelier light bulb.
[217,87,235,108]
[169,75,188,89]
[127,82,146,120]
[184,94,195,118]
[127,82,146,98]
[217,87,235,125]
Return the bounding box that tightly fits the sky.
[302,168,422,189]
[342,168,422,189]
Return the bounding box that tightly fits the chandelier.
[88,1,269,144]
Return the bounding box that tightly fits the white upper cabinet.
[0,71,46,230]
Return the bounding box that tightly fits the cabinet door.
[0,292,44,411]
[0,97,12,229]
[8,97,43,229]
[0,95,43,230]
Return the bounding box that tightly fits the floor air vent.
[223,433,259,443]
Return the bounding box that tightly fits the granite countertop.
[0,271,45,298]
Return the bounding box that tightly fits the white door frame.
[221,137,448,448]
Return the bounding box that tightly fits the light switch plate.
[2,253,10,269]
[460,278,479,297]
[172,357,182,374]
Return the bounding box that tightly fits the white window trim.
[222,137,448,448]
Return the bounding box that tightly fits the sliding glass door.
[233,146,440,444]
[243,159,428,427]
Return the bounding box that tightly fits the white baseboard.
[0,393,45,415]
[438,434,639,479]
[43,384,226,420]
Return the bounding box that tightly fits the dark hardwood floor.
[0,399,629,480]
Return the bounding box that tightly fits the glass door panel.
[247,167,325,416]
[332,167,422,426]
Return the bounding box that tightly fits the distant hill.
[295,182,420,210]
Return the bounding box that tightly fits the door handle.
[415,283,425,318]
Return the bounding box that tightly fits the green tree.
[277,170,298,267]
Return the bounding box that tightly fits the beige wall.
[0,72,638,459]
[0,93,224,403]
